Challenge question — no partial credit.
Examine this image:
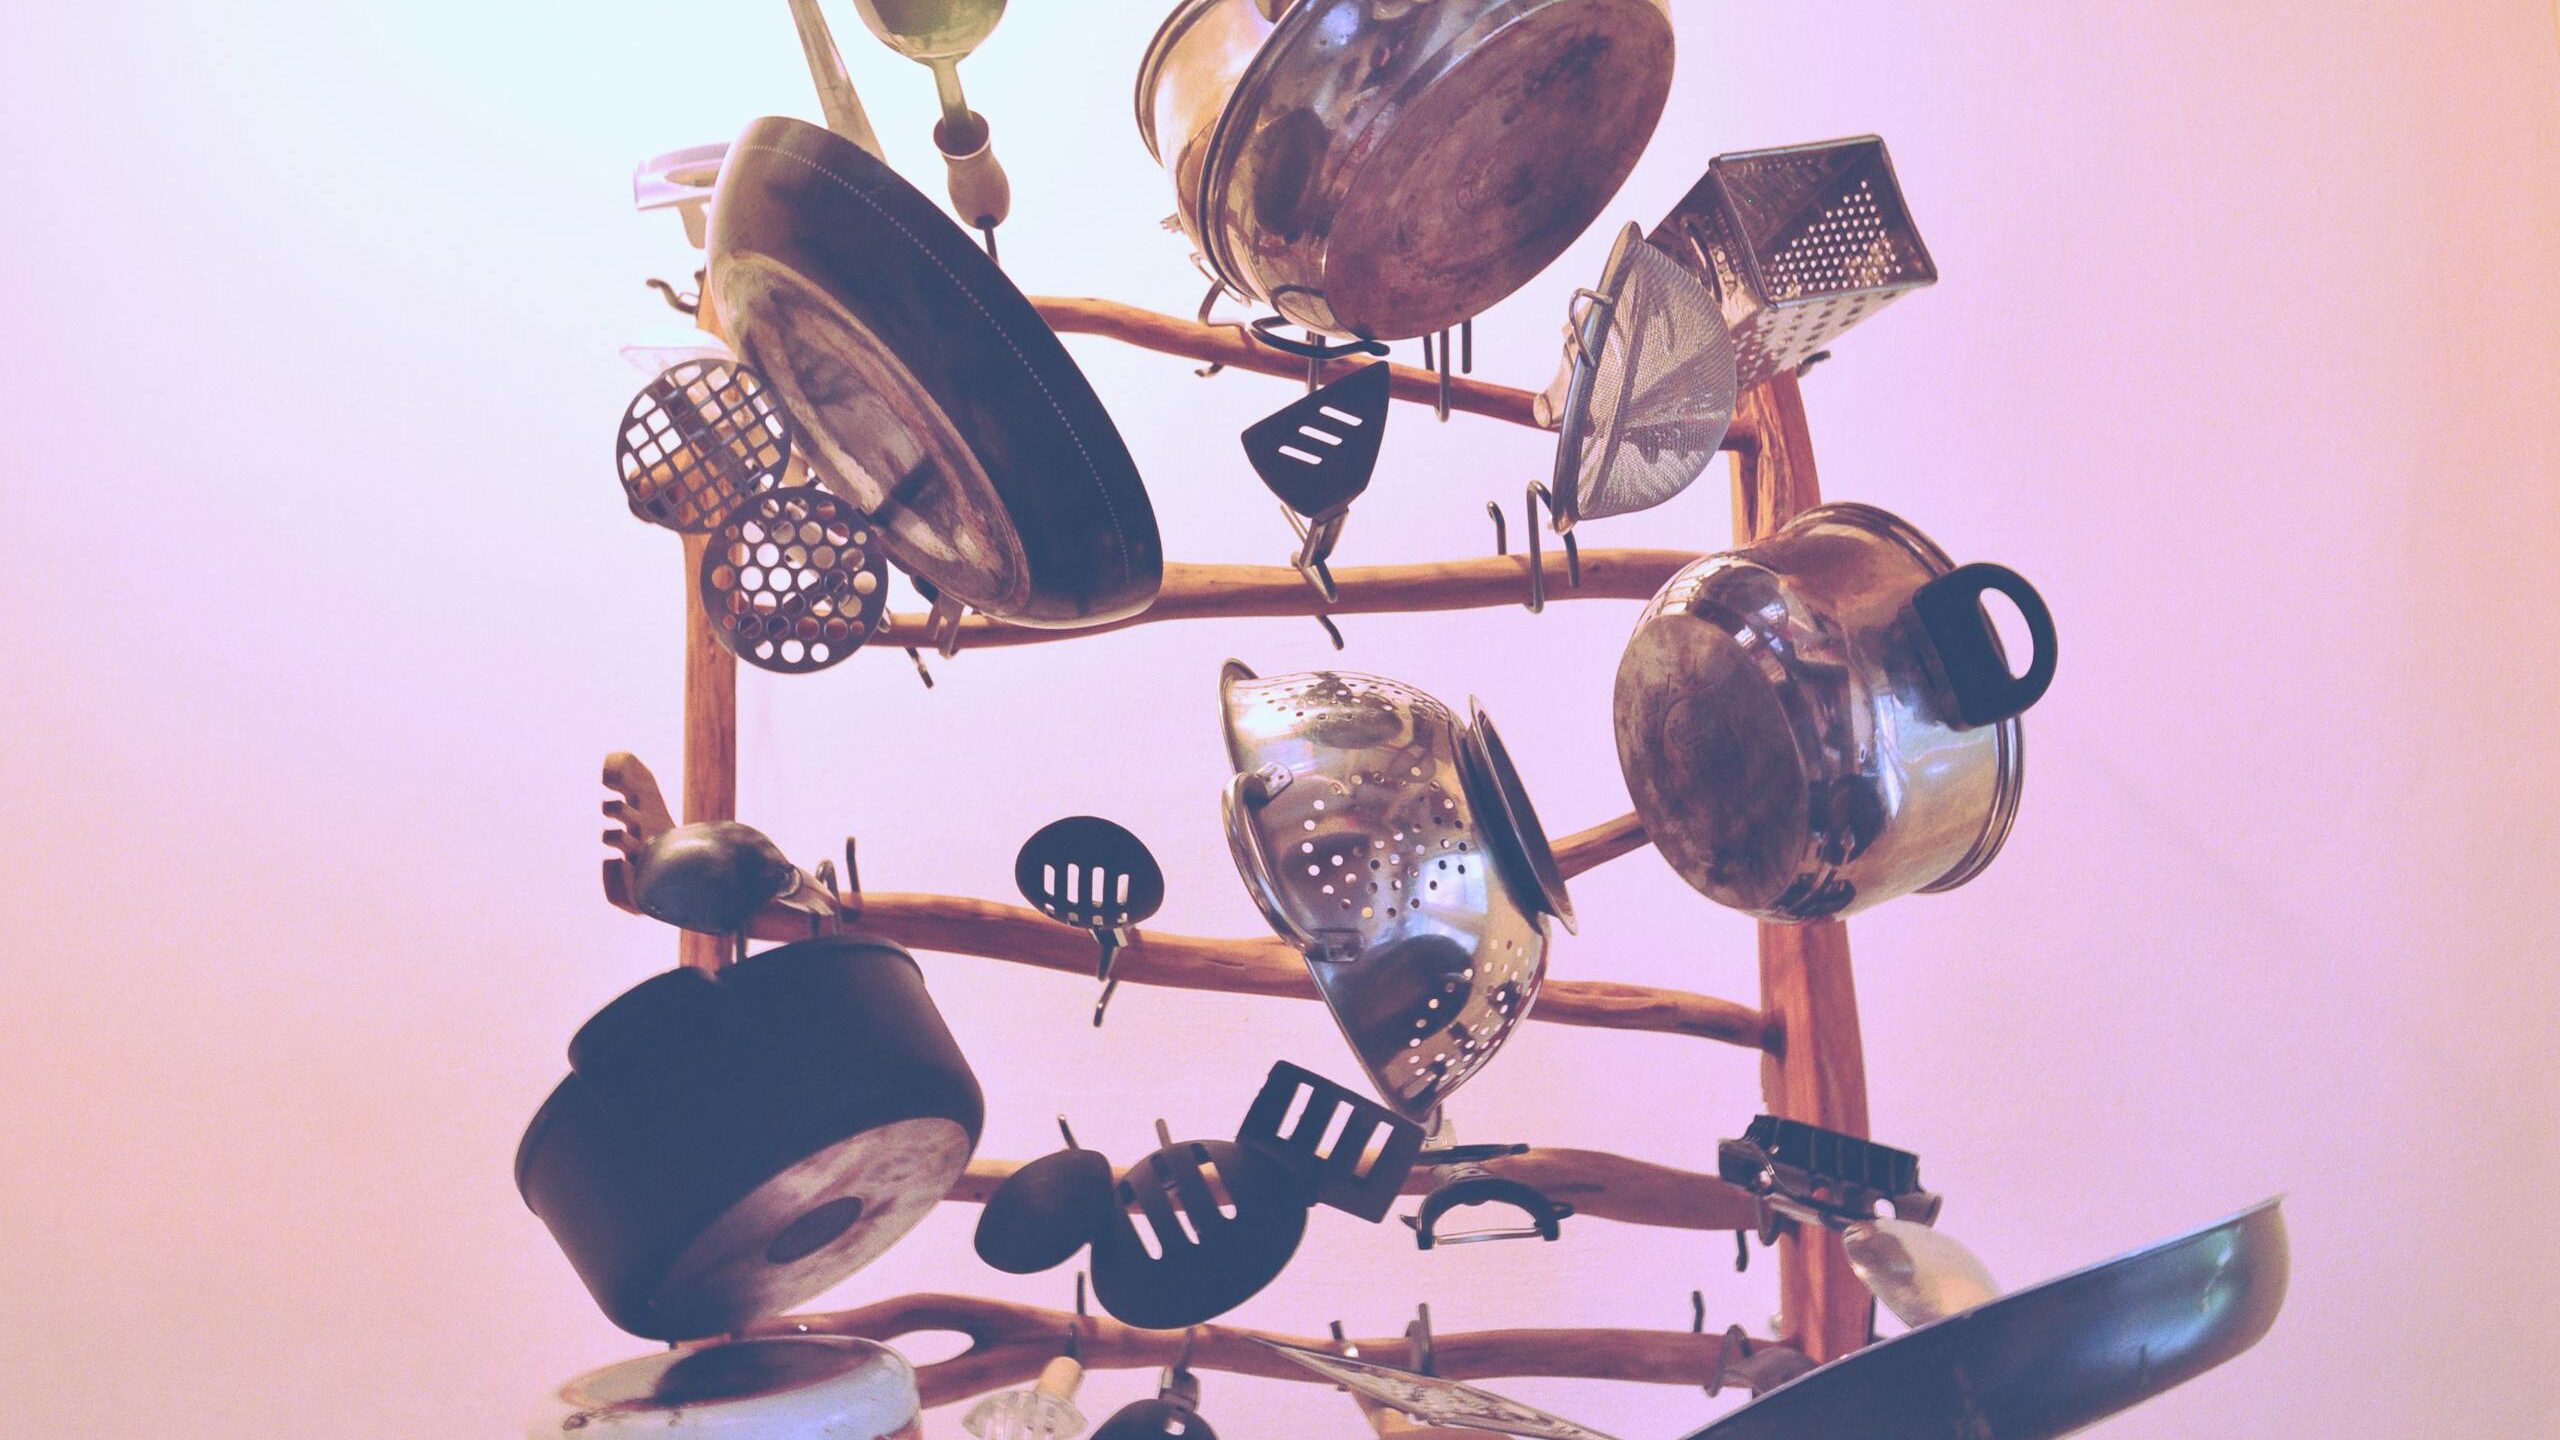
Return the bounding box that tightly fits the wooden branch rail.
[871,548,1699,653]
[749,1292,1786,1408]
[951,1146,1766,1234]
[731,891,1765,1050]
[1033,296,1560,431]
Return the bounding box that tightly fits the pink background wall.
[3,2,2554,1435]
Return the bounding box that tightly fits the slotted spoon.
[1014,816,1166,1025]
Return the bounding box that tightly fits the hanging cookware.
[1614,504,2057,922]
[1234,1060,1424,1222]
[528,1335,924,1440]
[1136,0,1677,341]
[1256,1341,1621,1440]
[699,487,893,674]
[1531,223,1738,531]
[1220,662,1571,1121]
[615,357,793,534]
[974,1124,1119,1276]
[1404,1144,1572,1248]
[1013,815,1167,1025]
[618,817,838,944]
[707,114,1161,629]
[1090,1128,1308,1329]
[1648,135,1937,389]
[846,0,1012,244]
[1241,360,1390,598]
[1093,1362,1219,1440]
[963,1355,1087,1440]
[516,937,983,1340]
[634,141,730,249]
[1680,1200,2288,1440]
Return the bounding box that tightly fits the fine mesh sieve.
[1543,223,1739,530]
[1648,136,1937,389]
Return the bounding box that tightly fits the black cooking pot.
[517,937,983,1340]
[708,114,1162,629]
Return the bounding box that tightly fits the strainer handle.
[1223,767,1320,954]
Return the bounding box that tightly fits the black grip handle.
[1911,562,2057,727]
[1408,1173,1570,1249]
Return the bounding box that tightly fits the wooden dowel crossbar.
[728,890,1768,1051]
[951,1146,1765,1234]
[748,1293,1786,1408]
[1033,295,1554,430]
[871,548,1698,654]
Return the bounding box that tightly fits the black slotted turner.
[1014,816,1166,1025]
[1235,1061,1424,1223]
[1240,361,1390,597]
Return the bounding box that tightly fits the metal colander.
[1218,663,1573,1121]
[1648,135,1937,388]
[1543,222,1739,529]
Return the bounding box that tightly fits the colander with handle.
[1218,662,1573,1121]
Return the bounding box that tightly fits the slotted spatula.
[1014,816,1166,1025]
[1240,361,1391,599]
[1235,1061,1424,1223]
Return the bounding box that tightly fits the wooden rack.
[630,297,1870,1419]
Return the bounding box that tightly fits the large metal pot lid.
[533,1335,920,1438]
[1682,1199,2288,1440]
[1201,0,1675,340]
[709,116,1161,628]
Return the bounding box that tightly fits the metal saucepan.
[1138,0,1677,341]
[528,1335,924,1440]
[1219,662,1572,1120]
[708,114,1162,628]
[1684,1199,2288,1440]
[1614,503,2056,922]
[516,937,983,1340]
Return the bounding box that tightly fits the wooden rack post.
[1731,374,1873,1363]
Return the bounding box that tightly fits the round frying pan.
[707,115,1161,629]
[1685,1199,2288,1440]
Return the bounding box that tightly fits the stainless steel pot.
[1137,0,1676,341]
[1613,504,2056,922]
[1219,662,1571,1120]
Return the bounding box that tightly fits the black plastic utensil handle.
[1911,562,2057,728]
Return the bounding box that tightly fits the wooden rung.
[746,1292,1789,1407]
[951,1145,1765,1234]
[869,549,1701,654]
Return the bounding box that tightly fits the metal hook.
[1154,1118,1175,1148]
[980,224,999,266]
[1189,273,1254,378]
[1057,1115,1079,1149]
[1063,1270,1087,1362]
[1522,483,1580,614]
[1282,504,1344,603]
[1460,317,1473,375]
[840,836,864,921]
[924,591,967,658]
[1422,327,1452,420]
[1404,1303,1436,1377]
[1735,1229,1752,1273]
[644,276,700,316]
[1313,611,1345,650]
[902,646,935,688]
[1091,926,1132,1028]
[810,858,838,937]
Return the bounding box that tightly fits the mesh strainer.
[1218,663,1573,1121]
[615,359,793,533]
[1648,136,1937,389]
[1537,222,1739,530]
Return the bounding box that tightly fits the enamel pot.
[516,937,983,1340]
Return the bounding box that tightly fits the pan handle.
[934,109,1011,233]
[1911,562,2057,727]
[785,0,885,159]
